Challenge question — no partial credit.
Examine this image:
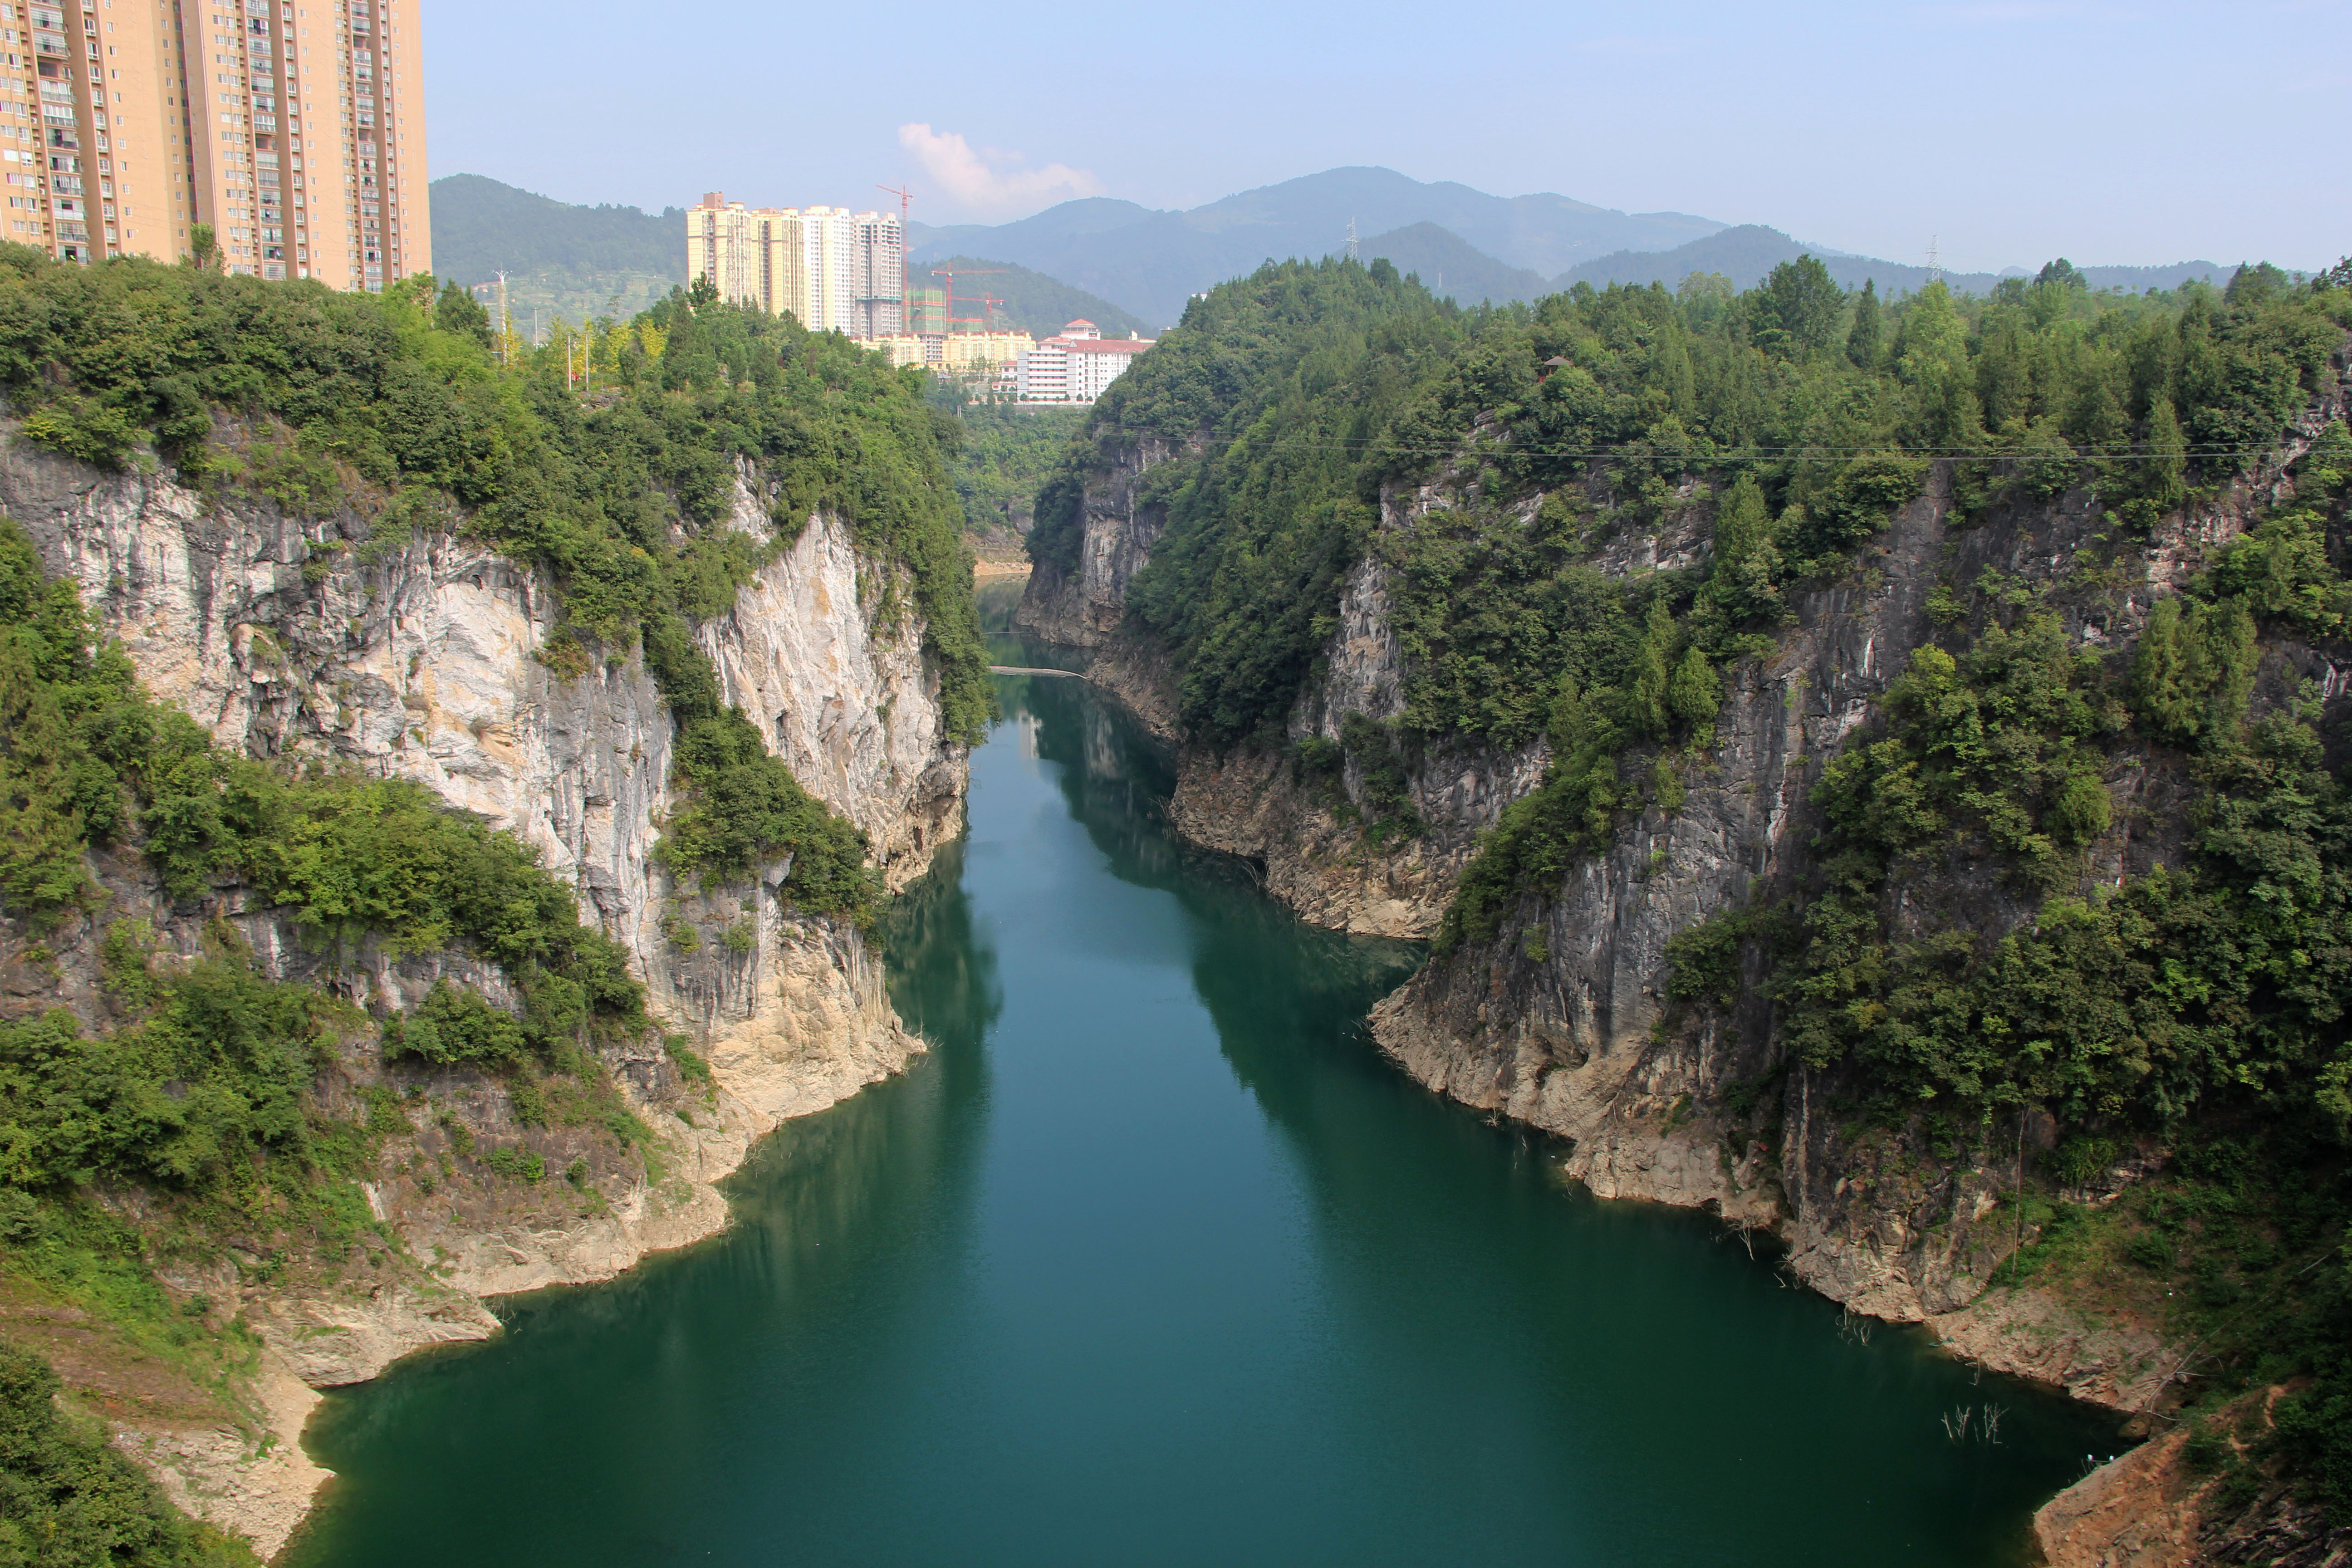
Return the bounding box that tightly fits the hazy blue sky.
[426,0,2345,271]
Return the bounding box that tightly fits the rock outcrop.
[1017,433,1181,648]
[1024,477,1570,939]
[1015,351,2352,1568]
[0,436,963,1555]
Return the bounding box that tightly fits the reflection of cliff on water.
[1002,648,2120,1568]
[290,930,993,1568]
[880,831,1004,1059]
[1011,667,1191,894]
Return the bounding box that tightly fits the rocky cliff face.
[0,436,964,1555]
[1022,463,1565,938]
[1017,433,1181,647]
[1366,433,2348,1322]
[1010,367,2352,1556]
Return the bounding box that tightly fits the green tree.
[2145,396,2189,506]
[434,280,494,348]
[1667,646,1722,729]
[1845,278,1883,368]
[1632,599,1678,738]
[1751,255,1842,358]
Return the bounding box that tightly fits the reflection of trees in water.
[880,833,1003,1055]
[1016,667,1424,1129]
[312,1024,993,1500]
[1021,677,1190,892]
[975,579,1024,636]
[1186,894,1422,1132]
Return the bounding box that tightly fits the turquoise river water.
[283,590,2117,1565]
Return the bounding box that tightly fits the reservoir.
[286,589,2115,1566]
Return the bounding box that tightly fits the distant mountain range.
[907,166,1723,326]
[430,168,2238,340]
[911,168,2232,323]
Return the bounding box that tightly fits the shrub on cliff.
[0,1340,258,1567]
[0,248,993,898]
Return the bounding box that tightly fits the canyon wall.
[0,436,966,1556]
[1014,363,2351,1439]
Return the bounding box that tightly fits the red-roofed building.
[1017,318,1156,402]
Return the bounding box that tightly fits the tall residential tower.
[688,193,902,337]
[0,0,426,288]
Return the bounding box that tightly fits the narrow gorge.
[1021,256,2352,1562]
[5,245,2352,1568]
[0,264,984,1559]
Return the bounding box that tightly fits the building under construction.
[686,193,904,338]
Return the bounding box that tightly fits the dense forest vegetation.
[426,173,685,290]
[933,396,1088,541]
[0,246,990,904]
[1038,251,2352,1521]
[0,246,992,1551]
[0,1339,255,1566]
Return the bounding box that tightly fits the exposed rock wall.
[1016,432,1182,647]
[1026,471,1559,938]
[0,436,959,1555]
[1166,548,1550,938]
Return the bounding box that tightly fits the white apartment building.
[1015,335,1067,400]
[1016,319,1152,402]
[687,194,902,337]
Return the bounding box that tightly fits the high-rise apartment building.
[688,193,902,338]
[0,0,426,289]
[848,208,901,338]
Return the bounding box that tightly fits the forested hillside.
[1028,250,2352,1534]
[916,255,1147,340]
[0,247,987,1552]
[427,173,686,331]
[428,173,685,288]
[935,395,1088,549]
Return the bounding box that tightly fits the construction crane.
[875,183,913,222]
[929,265,1006,334]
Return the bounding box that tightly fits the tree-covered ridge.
[1661,428,2352,1525]
[0,247,992,903]
[1049,255,2348,916]
[1031,257,1469,743]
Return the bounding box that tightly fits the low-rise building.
[872,330,1034,372]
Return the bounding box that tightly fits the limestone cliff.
[1022,462,1572,939]
[1014,345,2352,1558]
[1018,432,1182,648]
[1363,437,2346,1321]
[0,436,965,1555]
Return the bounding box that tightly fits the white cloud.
[896,124,1104,217]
